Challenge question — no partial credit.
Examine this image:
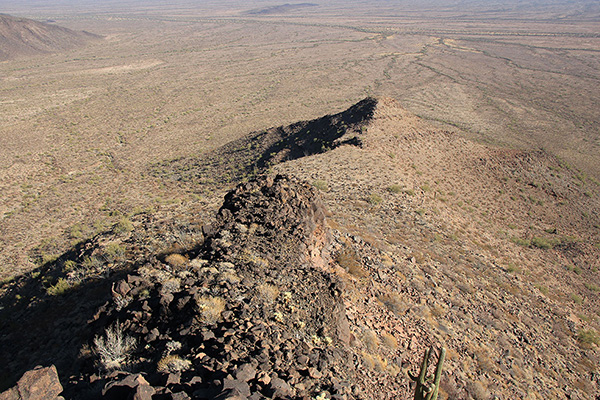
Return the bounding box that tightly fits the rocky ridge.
[1,97,600,399]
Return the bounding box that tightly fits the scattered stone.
[269,376,292,398]
[235,364,256,382]
[102,374,153,400]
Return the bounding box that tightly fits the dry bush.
[161,277,181,294]
[157,355,191,373]
[165,253,188,269]
[362,329,379,352]
[196,296,226,324]
[378,292,408,316]
[467,380,490,400]
[360,351,398,375]
[381,332,398,350]
[258,283,280,303]
[93,321,136,371]
[336,247,367,277]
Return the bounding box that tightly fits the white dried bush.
[157,355,192,373]
[93,321,136,371]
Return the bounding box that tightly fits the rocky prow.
[207,174,330,268]
[68,175,355,399]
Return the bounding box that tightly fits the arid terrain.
[0,1,599,399]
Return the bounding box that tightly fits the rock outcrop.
[67,175,358,399]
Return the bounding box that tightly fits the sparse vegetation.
[0,4,599,400]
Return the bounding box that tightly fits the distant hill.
[245,3,318,15]
[0,14,101,61]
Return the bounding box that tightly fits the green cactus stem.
[409,346,446,400]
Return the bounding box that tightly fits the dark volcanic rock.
[0,365,63,400]
[63,175,357,399]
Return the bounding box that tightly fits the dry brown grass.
[164,253,188,270]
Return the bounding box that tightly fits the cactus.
[409,346,446,400]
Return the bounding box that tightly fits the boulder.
[0,365,63,400]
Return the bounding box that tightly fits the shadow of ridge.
[153,97,378,185]
[253,96,377,169]
[0,242,133,392]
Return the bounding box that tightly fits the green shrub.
[566,264,582,274]
[531,236,557,249]
[506,263,520,273]
[312,180,329,192]
[114,217,133,234]
[577,329,600,347]
[571,293,583,304]
[386,185,403,194]
[62,260,77,273]
[511,237,530,247]
[534,284,548,295]
[47,278,74,296]
[368,193,383,205]
[104,242,126,263]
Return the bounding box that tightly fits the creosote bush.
[531,236,558,249]
[368,193,383,205]
[46,278,74,296]
[114,217,134,234]
[312,179,329,192]
[386,184,402,194]
[577,329,600,347]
